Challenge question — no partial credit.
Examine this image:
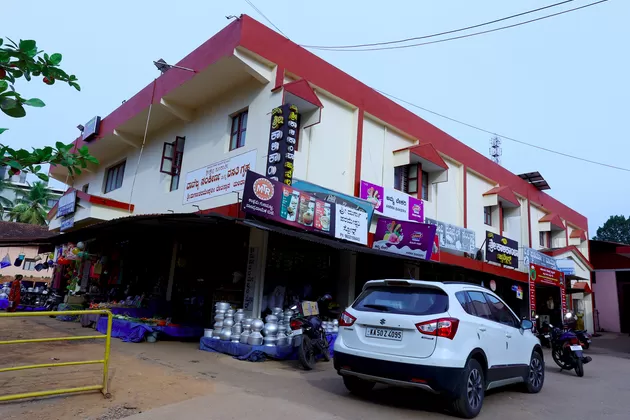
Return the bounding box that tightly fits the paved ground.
[2,317,630,419]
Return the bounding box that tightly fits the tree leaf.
[1,102,26,118]
[0,97,18,110]
[36,172,49,182]
[0,81,7,93]
[74,167,82,175]
[0,128,8,135]
[6,160,22,169]
[70,81,81,91]
[86,156,100,164]
[24,98,45,107]
[18,40,36,52]
[49,53,62,65]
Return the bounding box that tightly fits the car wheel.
[343,376,375,396]
[451,359,484,419]
[523,351,544,393]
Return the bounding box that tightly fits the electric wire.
[300,0,576,49]
[304,0,609,52]
[243,0,289,38]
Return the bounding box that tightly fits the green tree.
[0,177,14,217]
[1,37,98,181]
[593,215,630,245]
[7,181,54,225]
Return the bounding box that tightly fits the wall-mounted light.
[153,59,196,74]
[76,124,84,132]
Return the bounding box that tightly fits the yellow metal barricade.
[0,310,113,402]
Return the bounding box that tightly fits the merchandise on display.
[248,318,264,346]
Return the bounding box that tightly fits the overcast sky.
[2,0,626,233]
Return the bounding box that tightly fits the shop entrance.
[535,284,563,327]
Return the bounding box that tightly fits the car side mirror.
[520,319,533,330]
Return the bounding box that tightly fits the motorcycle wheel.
[551,348,568,369]
[575,358,584,377]
[298,335,316,370]
[48,304,59,319]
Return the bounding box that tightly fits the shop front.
[528,263,567,327]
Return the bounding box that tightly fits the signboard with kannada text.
[57,191,77,218]
[183,149,256,205]
[485,231,519,269]
[266,104,299,185]
[360,180,423,223]
[425,217,476,254]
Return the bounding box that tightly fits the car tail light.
[416,318,459,340]
[339,311,357,327]
[290,319,303,331]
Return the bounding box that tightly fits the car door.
[484,293,530,366]
[466,291,508,368]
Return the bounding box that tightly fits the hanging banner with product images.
[266,104,299,185]
[425,217,476,254]
[485,231,519,269]
[183,149,256,205]
[241,171,368,245]
[372,218,437,260]
[360,180,424,223]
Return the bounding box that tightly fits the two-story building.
[45,16,594,331]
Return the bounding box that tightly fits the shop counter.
[199,333,337,361]
[95,317,203,343]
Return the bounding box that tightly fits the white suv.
[333,280,544,418]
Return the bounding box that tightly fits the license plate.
[544,334,550,338]
[570,345,583,351]
[365,327,403,341]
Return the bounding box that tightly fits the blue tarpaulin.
[199,333,337,362]
[0,298,46,312]
[96,317,203,343]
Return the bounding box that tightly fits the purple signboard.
[360,180,423,223]
[241,171,369,244]
[372,218,437,260]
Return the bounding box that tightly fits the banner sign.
[425,217,476,254]
[60,216,75,232]
[485,231,519,269]
[555,258,576,276]
[266,104,299,185]
[430,235,440,262]
[241,171,368,245]
[292,179,374,225]
[372,218,437,260]
[57,191,77,218]
[523,247,558,270]
[359,180,423,223]
[183,149,256,205]
[530,263,565,286]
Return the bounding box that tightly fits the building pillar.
[337,251,357,308]
[244,227,269,318]
[165,240,178,302]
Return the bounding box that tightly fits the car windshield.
[353,286,449,316]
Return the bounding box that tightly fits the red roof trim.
[441,252,528,283]
[569,229,587,240]
[482,186,520,207]
[571,281,592,294]
[283,79,323,108]
[408,143,449,170]
[47,188,135,219]
[539,213,565,230]
[542,245,594,271]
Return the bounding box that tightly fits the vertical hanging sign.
[529,264,537,320]
[560,273,567,319]
[266,104,299,185]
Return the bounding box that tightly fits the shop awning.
[568,281,592,295]
[482,186,520,208]
[539,213,565,231]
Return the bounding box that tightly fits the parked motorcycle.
[550,321,592,377]
[289,304,331,370]
[44,291,64,317]
[536,321,552,348]
[564,311,592,349]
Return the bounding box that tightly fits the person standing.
[7,274,23,313]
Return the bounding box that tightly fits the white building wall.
[71,79,279,214]
[303,95,357,195]
[530,205,546,250]
[466,171,498,249]
[434,161,461,227]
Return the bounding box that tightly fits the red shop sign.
[529,263,564,287]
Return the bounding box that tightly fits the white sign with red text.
[183,149,257,205]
